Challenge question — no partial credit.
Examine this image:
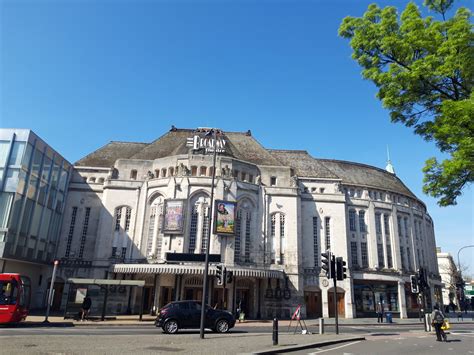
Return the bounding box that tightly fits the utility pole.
[44,260,59,323]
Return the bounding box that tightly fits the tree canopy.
[339,0,473,206]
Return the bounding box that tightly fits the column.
[382,214,388,268]
[398,280,408,319]
[345,277,355,318]
[321,282,329,318]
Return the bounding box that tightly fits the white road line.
[308,341,362,354]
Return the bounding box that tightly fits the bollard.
[424,313,432,332]
[319,318,324,335]
[272,318,278,346]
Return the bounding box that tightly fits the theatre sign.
[186,130,227,154]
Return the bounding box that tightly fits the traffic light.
[216,264,224,286]
[410,275,419,293]
[321,251,332,279]
[336,257,347,281]
[226,270,233,284]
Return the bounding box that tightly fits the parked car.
[155,300,236,334]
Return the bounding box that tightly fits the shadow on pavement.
[0,322,75,328]
[370,333,400,336]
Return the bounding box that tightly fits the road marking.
[308,341,361,354]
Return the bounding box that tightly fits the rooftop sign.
[186,131,227,153]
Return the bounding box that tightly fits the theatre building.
[54,127,442,318]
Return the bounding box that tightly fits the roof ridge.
[109,140,149,144]
[317,158,395,175]
[268,149,310,154]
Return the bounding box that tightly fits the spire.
[385,145,395,174]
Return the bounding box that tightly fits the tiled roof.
[75,141,148,167]
[317,159,417,198]
[268,150,339,179]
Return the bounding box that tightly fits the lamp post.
[456,245,473,311]
[199,128,219,339]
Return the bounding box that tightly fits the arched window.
[199,166,207,176]
[130,170,137,180]
[146,196,164,259]
[161,168,167,178]
[191,166,198,176]
[208,166,214,177]
[168,167,174,176]
[154,169,160,178]
[234,210,242,262]
[270,212,285,265]
[98,177,105,184]
[89,177,96,183]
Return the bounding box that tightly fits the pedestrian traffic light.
[410,275,419,293]
[321,251,332,279]
[336,257,347,280]
[216,264,224,286]
[226,270,233,284]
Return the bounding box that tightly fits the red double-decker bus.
[0,273,31,324]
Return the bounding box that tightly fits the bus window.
[0,280,18,305]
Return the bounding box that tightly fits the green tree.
[339,0,473,206]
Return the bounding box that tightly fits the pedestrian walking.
[376,302,384,323]
[81,295,92,321]
[431,305,447,342]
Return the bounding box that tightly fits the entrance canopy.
[67,278,145,287]
[111,264,284,279]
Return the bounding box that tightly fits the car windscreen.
[0,280,19,305]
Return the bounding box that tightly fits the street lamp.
[457,245,474,271]
[199,128,219,339]
[456,245,473,311]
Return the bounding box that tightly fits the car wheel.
[163,319,179,334]
[215,319,229,333]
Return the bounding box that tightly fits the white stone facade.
[54,128,442,319]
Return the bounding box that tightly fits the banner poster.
[75,288,87,304]
[213,200,236,235]
[163,199,185,234]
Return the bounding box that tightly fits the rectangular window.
[188,205,198,253]
[387,245,393,268]
[397,216,402,237]
[114,208,122,231]
[325,217,331,250]
[241,172,246,182]
[147,206,156,256]
[65,207,78,258]
[279,214,285,264]
[112,246,117,258]
[234,211,241,262]
[349,210,356,231]
[377,243,384,268]
[271,214,276,264]
[248,174,253,183]
[78,207,91,258]
[8,141,25,166]
[124,207,131,232]
[383,215,390,235]
[313,217,318,266]
[375,213,382,234]
[361,242,368,268]
[245,212,251,263]
[407,247,412,271]
[270,176,277,186]
[359,211,366,232]
[404,217,410,239]
[351,241,358,266]
[121,247,127,259]
[400,246,406,270]
[201,207,209,253]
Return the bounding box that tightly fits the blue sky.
[1,0,472,274]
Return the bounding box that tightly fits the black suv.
[155,300,236,334]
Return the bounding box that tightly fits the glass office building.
[0,129,71,307]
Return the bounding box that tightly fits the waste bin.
[385,312,393,323]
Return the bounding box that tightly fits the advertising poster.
[163,199,185,234]
[213,200,236,235]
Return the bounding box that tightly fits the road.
[0,323,472,354]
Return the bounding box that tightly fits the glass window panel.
[0,141,10,166]
[4,168,19,192]
[39,208,52,240]
[50,160,60,187]
[0,168,3,186]
[27,175,38,199]
[30,205,43,237]
[17,169,28,195]
[31,149,43,176]
[20,198,35,235]
[0,192,13,228]
[38,180,47,205]
[41,156,52,182]
[59,169,68,191]
[21,143,33,169]
[8,194,24,234]
[8,142,25,166]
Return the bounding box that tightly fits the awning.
[111,264,285,279]
[67,278,145,287]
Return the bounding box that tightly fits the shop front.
[353,280,399,318]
